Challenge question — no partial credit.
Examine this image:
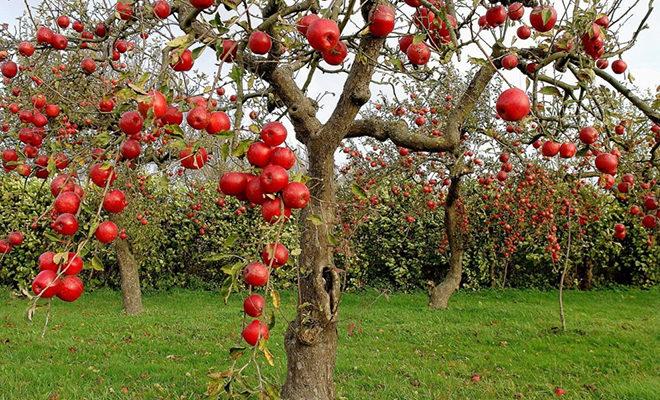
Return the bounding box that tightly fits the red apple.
[103,189,127,213]
[496,88,530,121]
[260,121,288,146]
[243,262,269,286]
[530,5,557,32]
[95,221,118,244]
[260,165,289,193]
[369,4,395,37]
[282,182,310,209]
[306,19,340,52]
[57,275,84,302]
[32,270,61,298]
[242,319,269,346]
[261,243,289,267]
[243,294,265,317]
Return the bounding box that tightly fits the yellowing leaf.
[270,290,281,309]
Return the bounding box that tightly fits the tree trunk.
[282,320,338,400]
[115,238,143,315]
[429,177,464,309]
[281,141,341,400]
[578,259,593,290]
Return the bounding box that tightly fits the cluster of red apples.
[218,122,310,346]
[0,231,24,254]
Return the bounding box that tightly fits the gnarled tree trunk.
[282,142,341,400]
[430,177,464,309]
[114,238,143,315]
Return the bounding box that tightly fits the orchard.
[0,0,658,399]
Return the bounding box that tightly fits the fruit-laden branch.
[591,66,660,124]
[321,32,386,142]
[173,3,323,141]
[345,119,454,152]
[347,55,497,154]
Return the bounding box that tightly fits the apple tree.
[1,0,658,399]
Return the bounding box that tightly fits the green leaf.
[91,256,104,272]
[92,132,111,148]
[266,310,276,330]
[539,86,562,97]
[128,83,148,95]
[167,34,193,48]
[220,142,230,161]
[53,252,68,265]
[191,45,206,60]
[351,184,368,200]
[290,248,302,257]
[223,233,239,248]
[115,88,136,102]
[221,261,243,276]
[229,65,243,82]
[231,140,252,158]
[166,125,185,139]
[541,8,553,26]
[202,253,234,262]
[468,57,489,67]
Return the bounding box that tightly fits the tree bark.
[114,238,143,315]
[430,177,464,309]
[281,141,341,400]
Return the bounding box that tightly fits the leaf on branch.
[223,233,239,248]
[229,65,243,82]
[90,256,104,272]
[220,142,230,161]
[166,124,185,138]
[114,88,136,102]
[92,132,111,148]
[262,346,275,367]
[351,184,368,200]
[231,140,252,158]
[202,253,233,262]
[539,86,562,97]
[270,290,280,310]
[208,370,233,380]
[191,46,206,60]
[53,252,68,265]
[267,310,276,330]
[221,261,243,276]
[575,68,595,83]
[167,34,193,48]
[542,9,553,25]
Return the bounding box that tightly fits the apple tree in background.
[0,0,658,398]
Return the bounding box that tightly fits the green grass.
[1,288,658,399]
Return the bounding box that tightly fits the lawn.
[0,288,658,399]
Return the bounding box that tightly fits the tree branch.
[592,66,660,124]
[346,119,453,152]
